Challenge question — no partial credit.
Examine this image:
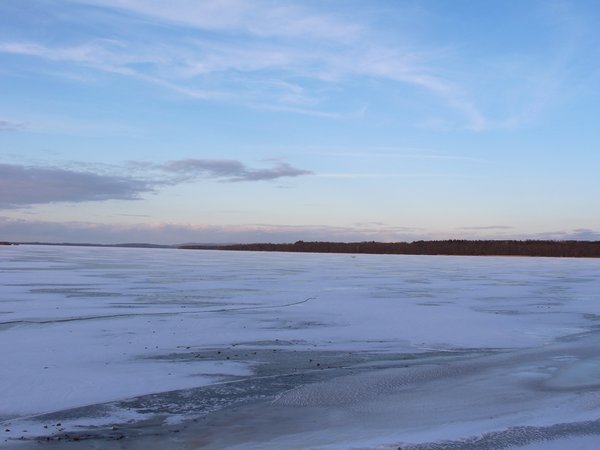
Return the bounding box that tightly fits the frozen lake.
[2,245,600,449]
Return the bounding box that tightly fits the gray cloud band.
[0,163,151,208]
[161,159,312,182]
[0,217,431,245]
[0,159,312,207]
[0,120,24,132]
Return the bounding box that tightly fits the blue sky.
[1,0,599,244]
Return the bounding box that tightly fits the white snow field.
[2,244,600,449]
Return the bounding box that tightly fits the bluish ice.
[2,245,600,448]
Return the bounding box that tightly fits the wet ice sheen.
[1,245,600,448]
[546,357,600,389]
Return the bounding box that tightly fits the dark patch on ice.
[3,283,95,287]
[417,302,453,307]
[7,348,492,447]
[14,429,126,444]
[30,288,122,298]
[399,419,600,449]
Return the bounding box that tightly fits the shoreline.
[180,239,600,258]
[7,239,600,258]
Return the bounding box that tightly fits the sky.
[1,0,600,244]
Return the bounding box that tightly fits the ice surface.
[2,245,600,448]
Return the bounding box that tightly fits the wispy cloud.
[311,149,496,164]
[80,0,364,42]
[528,229,600,241]
[1,1,590,130]
[458,225,513,231]
[316,172,481,180]
[0,120,25,131]
[0,2,487,128]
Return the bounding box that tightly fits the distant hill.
[180,240,600,258]
[14,242,174,249]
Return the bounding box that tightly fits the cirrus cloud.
[0,1,491,129]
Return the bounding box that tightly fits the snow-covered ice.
[1,245,600,448]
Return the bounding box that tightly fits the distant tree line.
[180,240,600,258]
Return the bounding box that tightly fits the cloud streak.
[3,215,597,246]
[0,120,24,131]
[458,225,513,231]
[0,217,432,245]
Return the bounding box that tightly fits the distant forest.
[180,240,600,258]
